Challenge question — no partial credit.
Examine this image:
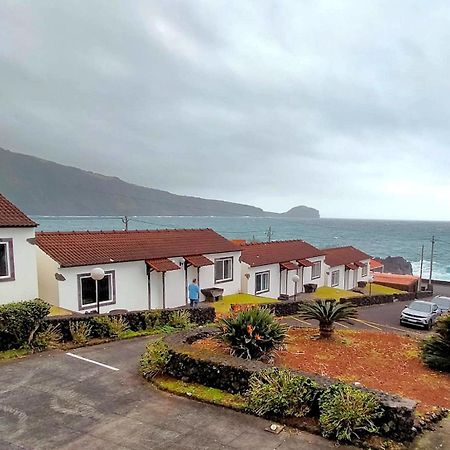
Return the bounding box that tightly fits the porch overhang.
[146,258,180,272]
[345,263,358,270]
[184,255,214,268]
[297,259,313,267]
[280,261,298,271]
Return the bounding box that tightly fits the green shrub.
[140,339,171,379]
[218,308,288,359]
[69,321,92,344]
[0,299,50,350]
[319,384,382,442]
[246,368,318,418]
[108,316,129,337]
[144,311,162,330]
[168,310,192,330]
[33,324,62,351]
[91,316,114,338]
[421,314,450,371]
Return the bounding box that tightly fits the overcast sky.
[1,1,449,220]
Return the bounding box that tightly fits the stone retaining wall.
[162,328,418,442]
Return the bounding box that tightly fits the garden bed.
[193,329,450,415]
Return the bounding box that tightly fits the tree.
[298,299,357,339]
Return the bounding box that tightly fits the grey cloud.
[1,0,449,219]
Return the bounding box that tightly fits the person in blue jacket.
[188,278,200,307]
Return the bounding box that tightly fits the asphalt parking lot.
[0,337,355,450]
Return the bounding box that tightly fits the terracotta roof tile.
[370,258,384,270]
[373,273,418,287]
[35,228,239,267]
[240,240,324,267]
[146,258,180,272]
[0,194,37,227]
[185,255,214,267]
[321,246,371,268]
[297,259,313,267]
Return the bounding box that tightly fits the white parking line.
[66,352,119,371]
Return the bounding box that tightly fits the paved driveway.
[0,337,354,450]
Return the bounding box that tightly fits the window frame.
[214,257,233,283]
[255,271,270,294]
[0,238,15,282]
[311,261,321,280]
[361,263,368,277]
[331,270,340,287]
[77,270,116,310]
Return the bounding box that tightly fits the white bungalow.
[0,194,39,304]
[321,246,371,290]
[35,228,241,313]
[239,240,326,299]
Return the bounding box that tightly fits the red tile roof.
[370,258,384,270]
[0,193,37,228]
[185,255,214,267]
[240,240,324,267]
[373,273,418,287]
[146,258,180,272]
[35,228,240,268]
[321,246,371,268]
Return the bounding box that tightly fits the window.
[331,270,340,287]
[255,271,270,294]
[311,261,321,279]
[78,271,116,309]
[0,239,14,282]
[215,257,233,283]
[361,263,368,277]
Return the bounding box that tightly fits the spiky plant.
[218,307,288,359]
[421,314,450,372]
[298,299,357,339]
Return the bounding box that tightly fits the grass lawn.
[275,328,450,414]
[211,293,278,314]
[359,283,405,296]
[313,286,362,300]
[48,305,74,316]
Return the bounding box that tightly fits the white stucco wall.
[57,261,149,313]
[36,247,60,305]
[245,263,281,299]
[325,258,371,290]
[0,227,38,304]
[302,256,326,289]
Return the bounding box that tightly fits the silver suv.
[400,300,440,330]
[432,296,450,315]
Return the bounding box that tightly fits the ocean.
[32,216,450,281]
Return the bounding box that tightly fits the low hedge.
[45,306,215,342]
[235,292,418,317]
[159,328,418,442]
[0,299,50,350]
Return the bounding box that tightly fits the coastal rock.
[280,205,320,219]
[379,256,413,275]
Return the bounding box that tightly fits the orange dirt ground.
[193,329,450,414]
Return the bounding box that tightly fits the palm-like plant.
[298,299,357,339]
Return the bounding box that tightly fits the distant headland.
[0,148,320,218]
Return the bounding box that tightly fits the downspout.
[285,269,288,295]
[147,265,152,310]
[162,272,166,309]
[184,260,189,305]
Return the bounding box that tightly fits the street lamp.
[90,267,105,314]
[367,274,374,296]
[292,274,300,299]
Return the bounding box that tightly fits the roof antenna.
[121,216,129,231]
[265,226,273,242]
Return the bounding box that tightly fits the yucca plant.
[218,307,288,359]
[421,314,450,372]
[298,299,357,339]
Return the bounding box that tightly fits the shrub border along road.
[158,328,419,442]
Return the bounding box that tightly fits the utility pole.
[121,216,129,231]
[428,236,435,287]
[418,244,424,292]
[266,226,273,242]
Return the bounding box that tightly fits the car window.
[409,302,432,312]
[434,298,450,309]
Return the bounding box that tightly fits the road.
[0,337,355,450]
[284,299,435,335]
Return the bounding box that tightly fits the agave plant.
[298,299,357,339]
[218,307,288,359]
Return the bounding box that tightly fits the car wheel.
[425,321,432,330]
